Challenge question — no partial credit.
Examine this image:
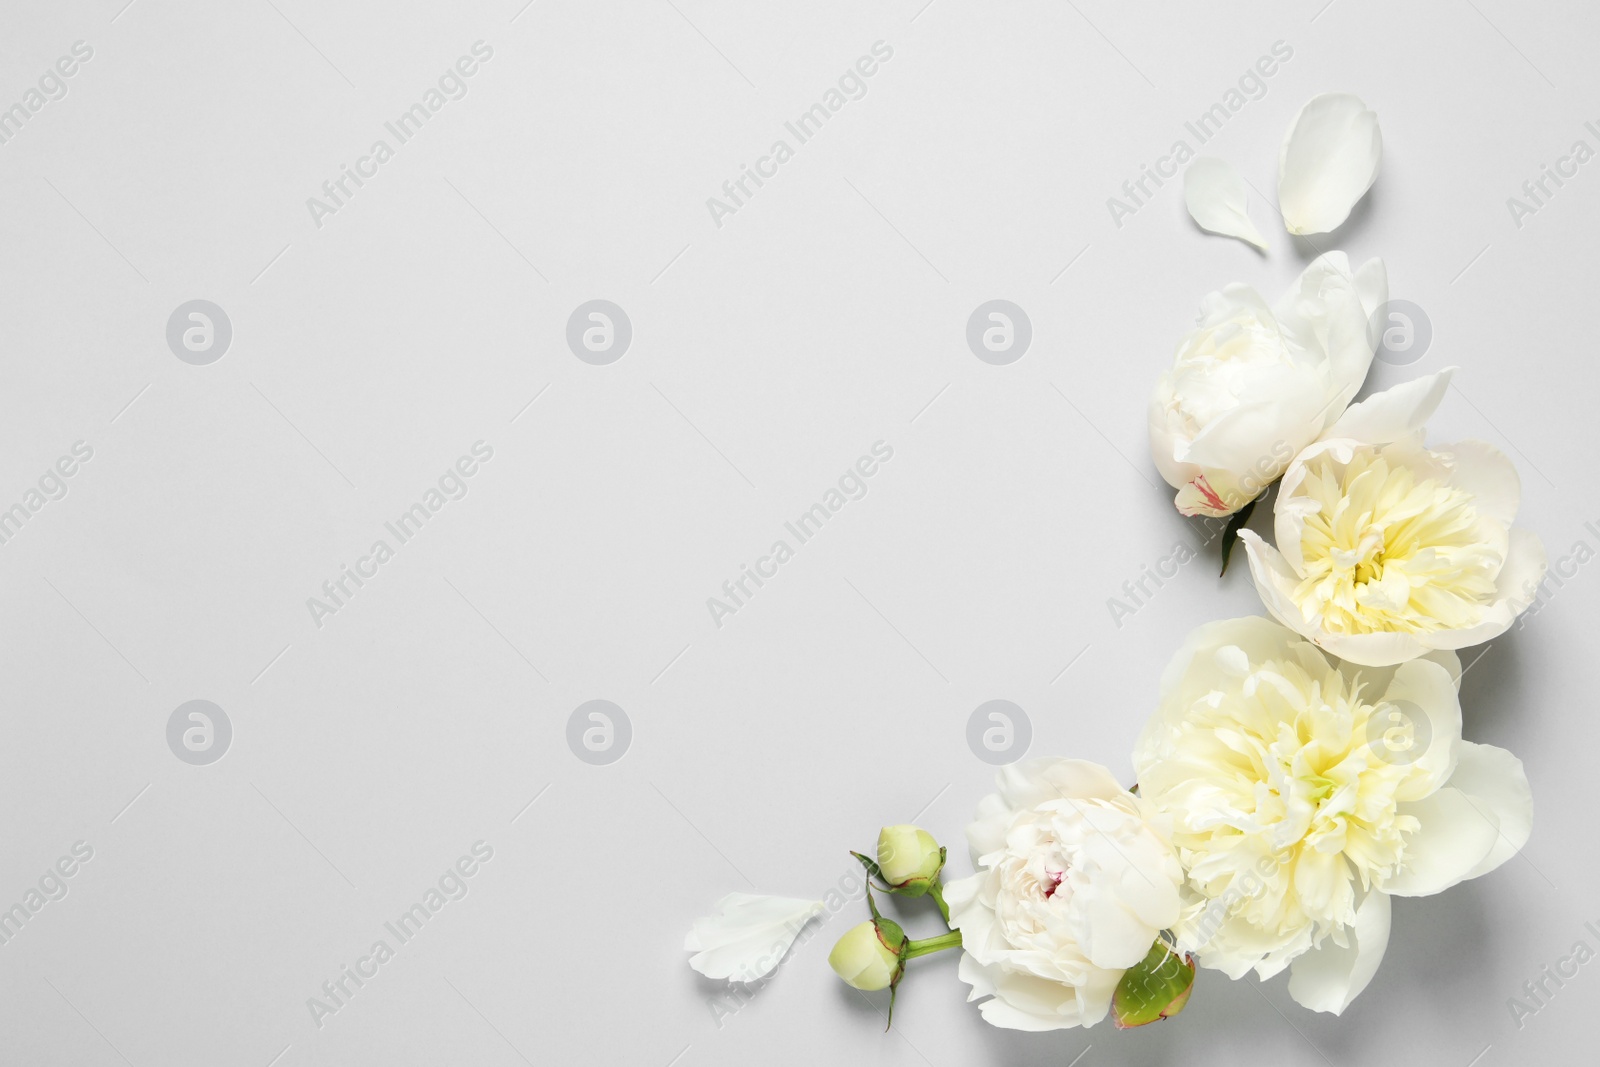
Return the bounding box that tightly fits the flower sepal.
[1111,940,1196,1029]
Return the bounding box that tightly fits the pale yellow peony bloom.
[1240,370,1546,666]
[1134,617,1532,1014]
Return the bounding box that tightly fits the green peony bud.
[1112,940,1196,1029]
[828,918,906,991]
[874,825,945,896]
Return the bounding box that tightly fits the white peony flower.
[1278,93,1382,236]
[1134,617,1533,1014]
[1150,252,1388,517]
[685,893,824,982]
[945,759,1184,1031]
[1239,369,1547,666]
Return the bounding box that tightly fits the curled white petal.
[1184,157,1268,249]
[685,893,824,982]
[1287,890,1391,1014]
[1385,741,1532,896]
[1278,92,1382,235]
[1324,369,1455,446]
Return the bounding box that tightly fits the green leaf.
[1218,496,1258,575]
[851,850,888,885]
[1112,941,1196,1029]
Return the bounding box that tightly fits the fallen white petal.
[1184,157,1268,249]
[685,893,824,982]
[1278,92,1382,235]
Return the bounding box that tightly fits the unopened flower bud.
[875,825,945,895]
[1112,941,1196,1029]
[828,919,905,991]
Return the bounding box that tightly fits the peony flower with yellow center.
[1240,369,1546,666]
[1134,617,1533,1014]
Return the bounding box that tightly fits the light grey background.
[1,1,1595,1064]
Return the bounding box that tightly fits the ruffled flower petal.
[1286,889,1391,1014]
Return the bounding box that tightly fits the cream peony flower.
[1134,617,1533,1013]
[1150,252,1388,517]
[1239,369,1547,666]
[945,760,1184,1030]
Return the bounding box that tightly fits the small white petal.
[685,893,824,982]
[1278,92,1382,235]
[1184,157,1268,249]
[1287,890,1391,1014]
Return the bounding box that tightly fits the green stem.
[927,881,952,925]
[903,930,963,959]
